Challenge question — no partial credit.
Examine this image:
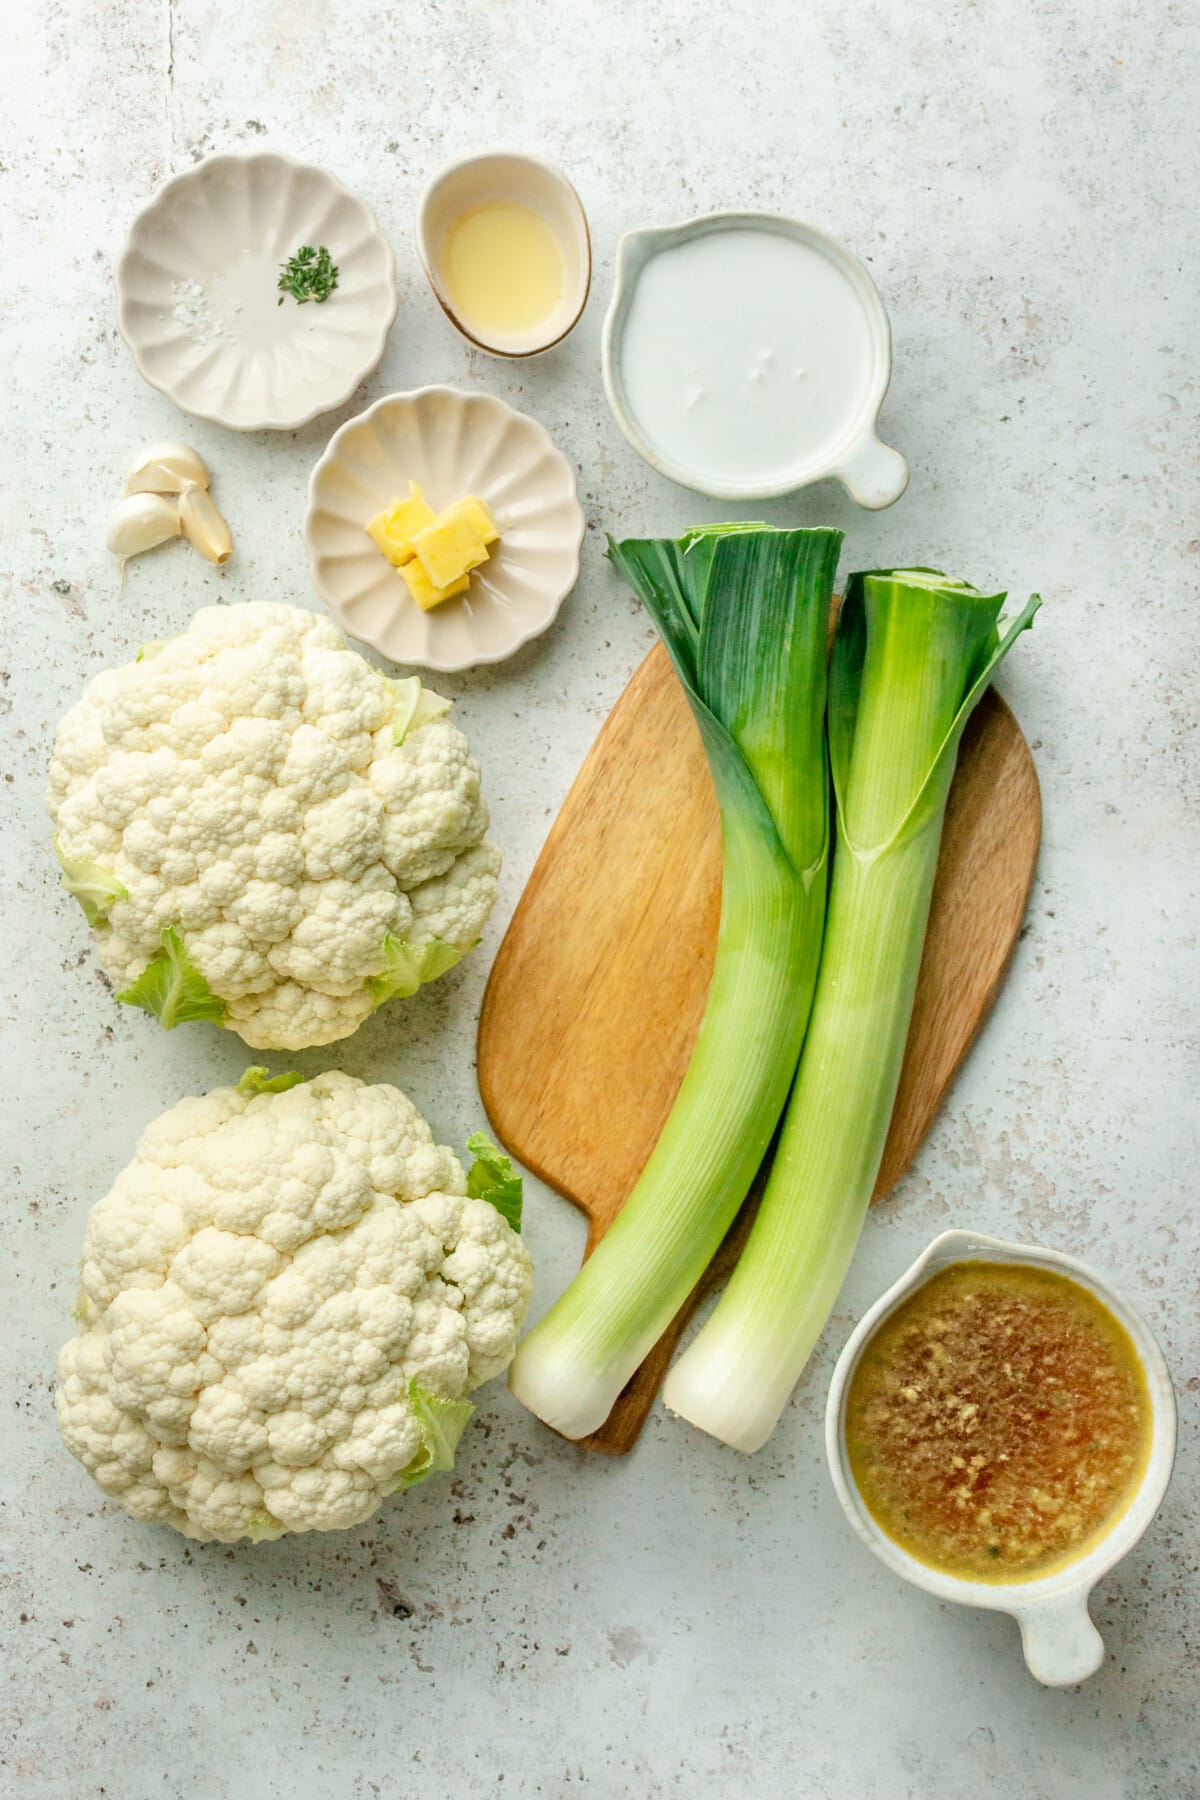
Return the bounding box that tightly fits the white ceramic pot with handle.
[602,210,908,509]
[825,1229,1177,1686]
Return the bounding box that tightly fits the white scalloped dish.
[306,387,585,671]
[116,152,397,430]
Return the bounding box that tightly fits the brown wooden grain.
[478,640,1041,1455]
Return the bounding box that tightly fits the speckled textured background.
[2,2,1197,1795]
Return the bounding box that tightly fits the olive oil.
[442,202,564,341]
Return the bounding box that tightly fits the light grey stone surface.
[2,1,1197,1795]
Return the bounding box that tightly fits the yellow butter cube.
[455,494,500,546]
[366,482,435,567]
[412,508,490,589]
[400,558,471,612]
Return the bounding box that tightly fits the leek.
[508,525,840,1439]
[664,569,1040,1451]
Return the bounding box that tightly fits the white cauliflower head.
[47,603,501,1049]
[56,1072,531,1543]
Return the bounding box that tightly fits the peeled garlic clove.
[179,484,232,565]
[125,441,210,495]
[105,492,182,561]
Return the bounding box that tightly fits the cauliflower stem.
[236,1066,304,1096]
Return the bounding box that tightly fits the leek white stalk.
[509,525,841,1439]
[664,569,1040,1452]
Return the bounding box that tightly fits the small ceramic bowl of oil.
[416,153,591,358]
[825,1230,1176,1687]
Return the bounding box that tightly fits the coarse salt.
[171,279,225,345]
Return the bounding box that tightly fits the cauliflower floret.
[223,982,376,1052]
[407,837,503,958]
[55,1074,532,1543]
[370,718,491,887]
[266,871,410,993]
[47,604,500,1051]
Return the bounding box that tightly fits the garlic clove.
[125,441,211,495]
[105,492,182,561]
[179,484,233,565]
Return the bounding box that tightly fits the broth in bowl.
[844,1261,1151,1582]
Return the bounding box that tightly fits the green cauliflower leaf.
[54,835,129,927]
[388,674,452,747]
[117,926,226,1030]
[367,935,464,1007]
[465,1133,523,1233]
[246,1512,285,1543]
[393,1379,475,1491]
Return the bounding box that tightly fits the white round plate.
[306,387,585,671]
[115,152,397,431]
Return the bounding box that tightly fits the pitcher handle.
[835,431,909,510]
[1015,1593,1105,1687]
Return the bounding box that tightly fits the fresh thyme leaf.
[277,244,340,306]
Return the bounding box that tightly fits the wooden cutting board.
[478,640,1041,1454]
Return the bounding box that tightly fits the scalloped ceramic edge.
[825,1229,1177,1688]
[115,152,398,431]
[602,210,909,508]
[305,386,586,672]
